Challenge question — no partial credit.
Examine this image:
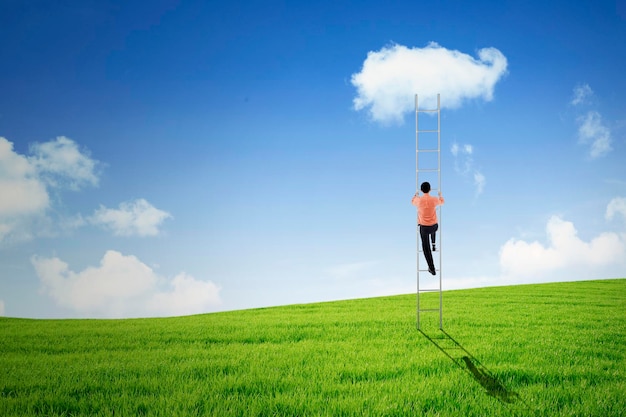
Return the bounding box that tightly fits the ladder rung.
[416,109,438,113]
[419,289,440,292]
[417,129,439,132]
[418,268,439,272]
[417,149,439,152]
[419,308,440,312]
[416,169,439,172]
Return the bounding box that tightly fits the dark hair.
[420,182,431,193]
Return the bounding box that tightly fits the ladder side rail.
[437,93,442,329]
[415,94,420,329]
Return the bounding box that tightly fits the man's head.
[420,182,431,193]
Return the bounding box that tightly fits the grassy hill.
[1,279,625,416]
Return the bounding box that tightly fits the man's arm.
[437,191,445,205]
[411,192,420,207]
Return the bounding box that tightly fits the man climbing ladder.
[414,93,443,329]
[411,182,444,275]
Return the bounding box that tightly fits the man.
[411,182,444,275]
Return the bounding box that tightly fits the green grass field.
[1,279,625,416]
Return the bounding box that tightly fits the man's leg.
[420,225,436,274]
[431,224,439,251]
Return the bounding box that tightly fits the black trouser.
[419,223,438,272]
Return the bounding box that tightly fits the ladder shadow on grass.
[419,329,521,405]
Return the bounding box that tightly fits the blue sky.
[1,0,625,318]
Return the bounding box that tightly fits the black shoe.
[429,268,436,275]
[432,245,436,251]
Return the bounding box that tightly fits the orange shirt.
[411,193,444,226]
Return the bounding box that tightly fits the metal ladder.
[415,93,442,330]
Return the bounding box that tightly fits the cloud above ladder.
[351,42,508,124]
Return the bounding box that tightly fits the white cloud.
[499,215,625,277]
[1,137,50,243]
[569,85,612,159]
[473,171,486,195]
[32,250,221,318]
[606,197,626,222]
[29,136,100,190]
[577,111,612,158]
[451,142,473,174]
[571,83,593,106]
[0,136,100,243]
[90,199,172,237]
[0,138,49,217]
[351,42,508,124]
[451,141,485,196]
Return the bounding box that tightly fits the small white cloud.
[90,199,172,237]
[571,84,593,106]
[500,215,625,277]
[29,136,100,190]
[451,141,473,175]
[351,42,508,124]
[451,141,485,196]
[32,250,221,318]
[473,171,486,195]
[606,197,626,222]
[577,111,612,158]
[569,85,613,159]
